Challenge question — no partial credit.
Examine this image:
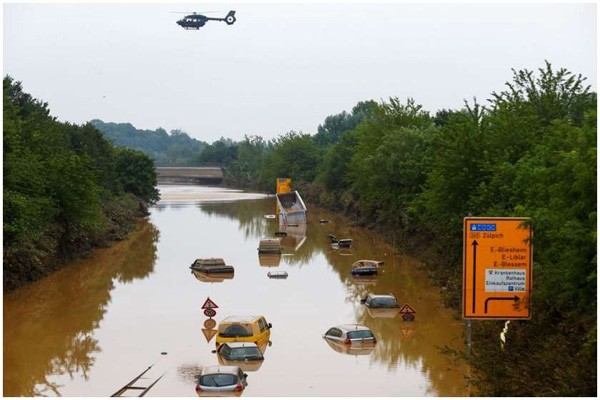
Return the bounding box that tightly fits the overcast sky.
[3,2,596,143]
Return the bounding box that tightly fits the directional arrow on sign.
[484,296,520,313]
[471,240,478,314]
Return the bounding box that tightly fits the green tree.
[258,131,321,189]
[225,135,267,187]
[115,148,160,205]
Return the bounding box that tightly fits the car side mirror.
[267,323,272,329]
[243,373,248,378]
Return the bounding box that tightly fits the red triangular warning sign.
[399,303,416,314]
[202,328,218,342]
[201,297,219,309]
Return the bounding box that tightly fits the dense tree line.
[197,62,596,396]
[3,76,159,291]
[91,119,207,166]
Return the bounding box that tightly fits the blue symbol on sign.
[470,224,497,232]
[508,286,514,291]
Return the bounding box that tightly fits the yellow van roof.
[220,315,261,324]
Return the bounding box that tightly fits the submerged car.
[190,258,234,274]
[214,342,265,372]
[351,260,383,276]
[323,324,377,345]
[267,270,288,279]
[361,293,399,308]
[329,234,353,248]
[216,316,272,349]
[195,366,247,395]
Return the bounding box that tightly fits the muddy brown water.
[4,186,469,396]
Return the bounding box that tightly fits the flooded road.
[4,186,469,396]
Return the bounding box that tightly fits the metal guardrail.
[111,365,166,397]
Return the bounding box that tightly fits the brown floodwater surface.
[4,185,469,396]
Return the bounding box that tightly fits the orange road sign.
[201,297,218,309]
[463,217,532,319]
[203,318,216,330]
[202,328,218,342]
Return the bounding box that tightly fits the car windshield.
[199,373,237,387]
[347,330,375,340]
[370,297,398,307]
[228,347,263,360]
[219,324,253,337]
[357,262,377,268]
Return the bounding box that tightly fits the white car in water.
[323,324,377,345]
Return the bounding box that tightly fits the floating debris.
[191,270,234,283]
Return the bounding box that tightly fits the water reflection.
[191,270,235,283]
[201,200,315,267]
[309,205,466,395]
[3,221,159,397]
[4,188,467,397]
[258,253,281,267]
[200,201,273,241]
[366,307,401,319]
[199,198,467,396]
[323,338,376,356]
[278,224,307,252]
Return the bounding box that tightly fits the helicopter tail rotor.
[224,10,236,25]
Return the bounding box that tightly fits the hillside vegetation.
[91,119,207,166]
[197,62,597,396]
[3,77,160,291]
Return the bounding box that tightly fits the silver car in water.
[323,324,377,345]
[195,366,247,395]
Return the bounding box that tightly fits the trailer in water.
[275,191,307,225]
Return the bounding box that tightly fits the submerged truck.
[275,191,307,225]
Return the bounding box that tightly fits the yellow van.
[215,316,272,348]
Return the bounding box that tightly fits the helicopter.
[176,10,236,30]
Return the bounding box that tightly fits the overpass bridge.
[156,167,223,185]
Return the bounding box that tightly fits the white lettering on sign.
[485,269,527,292]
